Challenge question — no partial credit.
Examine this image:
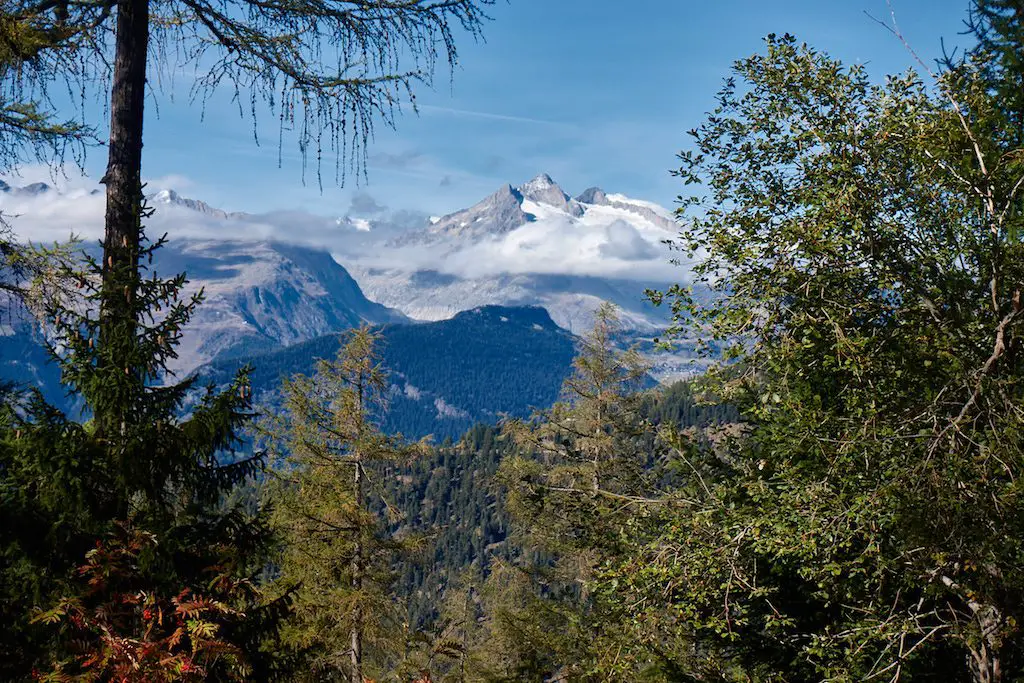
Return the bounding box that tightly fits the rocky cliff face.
[520,173,585,217]
[152,239,408,374]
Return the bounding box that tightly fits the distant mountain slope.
[197,305,578,440]
[348,269,672,335]
[0,235,410,412]
[154,239,408,374]
[1,177,703,383]
[3,305,578,441]
[0,317,62,404]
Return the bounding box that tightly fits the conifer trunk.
[99,0,148,376]
[351,456,363,683]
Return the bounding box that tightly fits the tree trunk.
[941,575,1004,683]
[351,458,363,683]
[969,644,1001,683]
[968,617,1002,683]
[99,0,149,391]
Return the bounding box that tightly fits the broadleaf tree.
[631,10,1024,682]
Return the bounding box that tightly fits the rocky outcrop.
[519,173,584,217]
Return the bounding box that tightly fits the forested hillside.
[200,305,577,440]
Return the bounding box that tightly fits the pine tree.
[263,326,423,682]
[0,206,289,679]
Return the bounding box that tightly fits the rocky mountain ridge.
[1,175,702,381]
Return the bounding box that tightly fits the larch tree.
[501,303,657,522]
[497,303,679,679]
[0,7,98,318]
[0,4,98,171]
[263,326,423,683]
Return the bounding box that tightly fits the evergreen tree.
[263,326,423,682]
[502,304,660,526]
[966,0,1024,139]
[495,304,680,680]
[0,209,288,679]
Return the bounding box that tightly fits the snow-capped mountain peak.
[152,188,179,203]
[391,182,533,245]
[517,173,584,217]
[390,173,677,253]
[519,172,558,194]
[148,188,246,220]
[575,186,676,231]
[2,173,695,383]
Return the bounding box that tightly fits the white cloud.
[353,212,681,282]
[0,180,375,253]
[434,396,469,419]
[598,219,662,260]
[0,174,686,284]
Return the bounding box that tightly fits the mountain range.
[355,172,682,336]
[342,173,705,379]
[1,173,703,436]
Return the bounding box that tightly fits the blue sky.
[58,0,977,216]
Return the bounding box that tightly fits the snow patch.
[606,193,676,220]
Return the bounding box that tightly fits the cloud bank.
[0,168,685,283]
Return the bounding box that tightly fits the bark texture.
[99,0,149,358]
